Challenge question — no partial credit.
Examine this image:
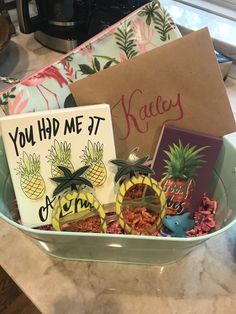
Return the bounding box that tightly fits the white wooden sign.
[0,104,116,227]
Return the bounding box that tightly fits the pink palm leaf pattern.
[132,17,157,53]
[119,53,128,62]
[8,90,29,114]
[61,59,76,83]
[79,43,95,63]
[22,65,68,110]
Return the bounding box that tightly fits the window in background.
[173,0,236,20]
[205,0,236,10]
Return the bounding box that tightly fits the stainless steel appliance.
[88,0,150,38]
[16,0,91,53]
[16,0,150,53]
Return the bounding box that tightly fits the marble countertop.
[0,33,61,92]
[1,219,236,314]
[1,9,236,314]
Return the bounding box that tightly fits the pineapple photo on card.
[151,125,223,215]
[0,105,116,228]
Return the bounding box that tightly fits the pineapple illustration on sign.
[51,165,107,232]
[161,140,208,215]
[47,140,74,178]
[16,152,46,200]
[110,149,166,234]
[80,141,107,187]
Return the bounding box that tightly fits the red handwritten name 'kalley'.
[112,89,184,140]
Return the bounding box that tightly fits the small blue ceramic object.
[161,212,195,237]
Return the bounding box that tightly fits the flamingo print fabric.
[0,1,181,116]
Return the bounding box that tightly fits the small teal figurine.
[161,212,195,237]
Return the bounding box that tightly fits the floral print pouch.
[0,1,181,116]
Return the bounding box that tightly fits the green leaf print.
[115,21,138,60]
[93,57,101,72]
[64,94,77,108]
[138,1,175,41]
[65,55,74,62]
[0,87,16,115]
[78,64,96,75]
[103,60,113,69]
[154,8,176,41]
[138,1,161,25]
[77,56,119,77]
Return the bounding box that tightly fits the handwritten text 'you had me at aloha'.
[9,115,106,156]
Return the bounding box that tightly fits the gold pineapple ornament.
[16,152,46,200]
[80,140,107,187]
[47,140,74,177]
[51,165,107,232]
[110,149,166,235]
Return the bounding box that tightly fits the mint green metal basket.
[1,133,236,265]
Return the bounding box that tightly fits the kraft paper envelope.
[70,28,236,159]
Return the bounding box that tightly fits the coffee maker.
[16,0,91,52]
[88,0,150,38]
[16,0,150,53]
